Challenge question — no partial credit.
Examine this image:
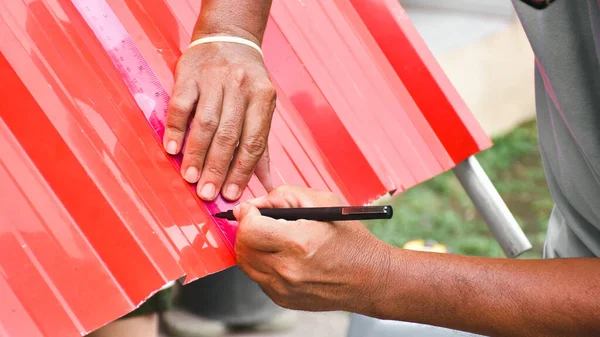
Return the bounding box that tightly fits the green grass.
[367,120,552,258]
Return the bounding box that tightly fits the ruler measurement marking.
[71,0,171,127]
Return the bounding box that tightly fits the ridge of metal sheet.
[349,0,493,167]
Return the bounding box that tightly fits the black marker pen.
[213,205,393,222]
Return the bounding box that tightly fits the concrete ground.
[164,2,535,337]
[221,312,349,337]
[160,311,349,337]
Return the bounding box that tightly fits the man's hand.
[234,187,600,337]
[164,42,275,201]
[234,186,391,313]
[163,0,274,201]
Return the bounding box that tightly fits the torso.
[514,0,600,257]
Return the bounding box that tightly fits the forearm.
[369,247,600,336]
[193,0,273,45]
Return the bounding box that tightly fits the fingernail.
[199,183,216,200]
[183,166,199,183]
[224,184,240,200]
[166,140,178,155]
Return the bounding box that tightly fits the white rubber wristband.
[188,36,263,57]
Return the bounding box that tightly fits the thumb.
[234,202,287,252]
[234,202,261,222]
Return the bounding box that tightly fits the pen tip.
[212,212,227,219]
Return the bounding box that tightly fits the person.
[231,1,600,336]
[91,0,600,336]
[89,0,276,336]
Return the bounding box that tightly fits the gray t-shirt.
[514,1,600,258]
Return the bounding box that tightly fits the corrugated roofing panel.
[350,0,493,166]
[0,0,491,336]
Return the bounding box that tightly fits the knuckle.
[255,84,277,113]
[290,237,311,257]
[222,118,241,134]
[286,273,303,288]
[215,131,238,147]
[279,266,303,287]
[168,101,192,128]
[194,113,219,131]
[169,96,191,113]
[228,66,247,87]
[183,145,207,159]
[271,185,293,199]
[242,135,268,157]
[269,277,289,297]
[206,164,226,177]
[214,129,239,147]
[255,80,276,98]
[165,121,187,134]
[270,293,289,308]
[273,185,302,197]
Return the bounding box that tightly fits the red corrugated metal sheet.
[349,0,492,166]
[0,0,492,336]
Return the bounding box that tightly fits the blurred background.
[164,2,550,337]
[371,0,548,260]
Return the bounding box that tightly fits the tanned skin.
[235,186,600,337]
[164,0,275,202]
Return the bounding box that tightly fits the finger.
[164,79,198,155]
[244,185,318,209]
[248,185,310,209]
[254,145,274,192]
[237,259,271,285]
[180,83,223,186]
[273,185,345,208]
[197,84,246,201]
[235,203,288,252]
[235,244,275,275]
[247,185,346,212]
[246,194,292,209]
[222,90,275,200]
[259,284,288,308]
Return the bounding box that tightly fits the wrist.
[368,246,424,321]
[193,0,272,46]
[192,25,262,46]
[350,238,396,317]
[368,242,397,317]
